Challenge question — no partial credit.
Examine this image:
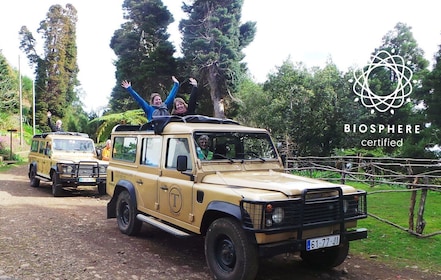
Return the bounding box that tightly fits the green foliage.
[0,52,20,114]
[179,0,256,118]
[89,109,146,142]
[19,4,79,130]
[109,0,177,113]
[234,22,437,158]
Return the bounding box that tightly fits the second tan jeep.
[106,115,367,280]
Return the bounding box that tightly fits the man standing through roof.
[121,76,179,121]
[47,111,64,132]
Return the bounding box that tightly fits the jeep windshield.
[53,139,95,153]
[194,131,278,161]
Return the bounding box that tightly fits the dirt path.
[0,164,439,280]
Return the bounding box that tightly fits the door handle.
[160,185,168,191]
[136,180,143,185]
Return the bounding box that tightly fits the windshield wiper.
[213,153,235,163]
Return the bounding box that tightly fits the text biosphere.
[344,124,421,134]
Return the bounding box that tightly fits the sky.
[1,0,441,114]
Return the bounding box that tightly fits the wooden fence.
[284,156,441,237]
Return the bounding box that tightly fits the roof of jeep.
[32,131,90,139]
[112,115,268,135]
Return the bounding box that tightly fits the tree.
[19,4,80,131]
[109,0,177,113]
[421,44,441,153]
[179,0,256,118]
[371,23,430,156]
[0,52,19,114]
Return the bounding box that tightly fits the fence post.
[416,187,428,234]
[338,159,346,184]
[409,188,416,231]
[368,162,375,187]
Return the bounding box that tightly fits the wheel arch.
[28,162,37,178]
[107,180,137,219]
[200,201,246,236]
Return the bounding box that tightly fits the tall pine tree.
[19,4,79,131]
[179,0,256,118]
[109,0,177,113]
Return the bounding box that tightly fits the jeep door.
[158,137,195,230]
[137,136,162,213]
[39,140,52,178]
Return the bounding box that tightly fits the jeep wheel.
[300,239,349,268]
[205,217,258,280]
[29,167,40,188]
[116,190,142,236]
[97,183,106,195]
[51,174,63,197]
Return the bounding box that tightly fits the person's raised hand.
[121,80,131,89]
[189,78,197,87]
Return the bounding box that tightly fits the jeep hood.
[52,153,107,164]
[202,170,354,196]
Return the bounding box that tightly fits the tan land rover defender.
[106,115,367,280]
[28,132,108,196]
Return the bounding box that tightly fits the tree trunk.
[207,64,225,119]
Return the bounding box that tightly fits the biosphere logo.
[351,50,413,114]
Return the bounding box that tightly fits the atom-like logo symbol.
[351,50,413,114]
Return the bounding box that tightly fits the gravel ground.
[1,164,440,280]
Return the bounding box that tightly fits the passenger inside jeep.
[196,135,213,160]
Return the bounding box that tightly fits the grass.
[292,170,441,272]
[348,182,441,272]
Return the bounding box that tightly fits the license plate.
[79,177,96,183]
[306,235,340,251]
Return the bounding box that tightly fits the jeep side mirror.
[96,148,102,159]
[176,155,188,171]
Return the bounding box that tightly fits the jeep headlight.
[264,204,285,227]
[99,165,107,173]
[272,207,284,224]
[57,163,74,174]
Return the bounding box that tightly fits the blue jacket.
[125,81,179,121]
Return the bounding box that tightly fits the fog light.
[265,218,273,227]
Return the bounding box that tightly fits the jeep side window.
[38,141,46,154]
[31,140,39,153]
[165,138,192,170]
[141,137,161,167]
[44,142,52,156]
[113,137,137,162]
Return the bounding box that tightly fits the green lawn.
[349,182,441,272]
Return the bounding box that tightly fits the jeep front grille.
[57,161,107,178]
[241,187,367,232]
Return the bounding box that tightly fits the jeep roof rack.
[113,115,240,134]
[33,131,90,139]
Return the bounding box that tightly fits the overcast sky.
[1,0,440,113]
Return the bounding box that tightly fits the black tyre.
[300,239,349,268]
[205,217,258,280]
[29,167,40,188]
[116,190,142,236]
[51,174,63,197]
[97,182,106,195]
